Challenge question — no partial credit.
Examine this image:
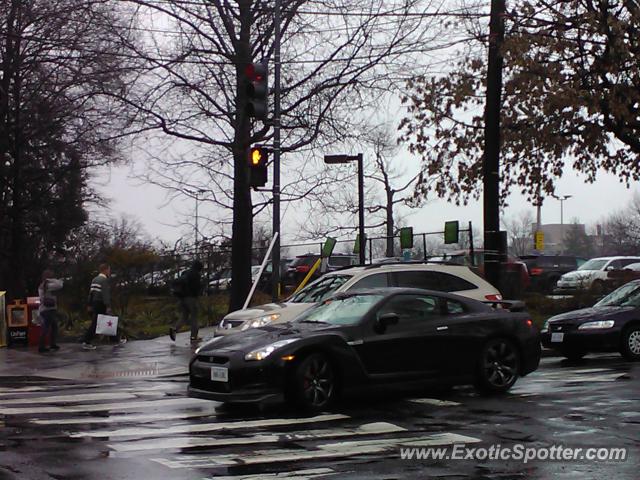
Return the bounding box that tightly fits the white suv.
[214,263,502,335]
[555,256,640,294]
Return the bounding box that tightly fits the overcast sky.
[99,160,638,248]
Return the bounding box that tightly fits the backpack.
[170,273,188,297]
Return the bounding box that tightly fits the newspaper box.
[7,300,28,346]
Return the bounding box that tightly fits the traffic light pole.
[271,0,282,302]
[357,153,365,265]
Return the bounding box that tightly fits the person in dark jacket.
[82,263,113,350]
[38,269,63,353]
[170,260,203,343]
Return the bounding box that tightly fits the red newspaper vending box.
[27,297,48,347]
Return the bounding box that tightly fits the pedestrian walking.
[37,270,63,353]
[169,259,203,343]
[82,263,125,350]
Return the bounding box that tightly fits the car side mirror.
[375,313,399,334]
[605,266,615,271]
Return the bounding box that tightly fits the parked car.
[214,262,503,336]
[554,256,640,295]
[283,253,358,288]
[519,255,587,293]
[439,249,530,299]
[541,280,640,361]
[208,268,232,292]
[190,288,541,410]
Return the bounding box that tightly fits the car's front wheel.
[476,338,520,394]
[291,353,337,411]
[620,325,640,361]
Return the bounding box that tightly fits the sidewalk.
[0,327,216,381]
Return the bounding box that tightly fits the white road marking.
[408,398,461,406]
[0,397,212,415]
[0,392,143,405]
[151,432,481,468]
[109,422,404,452]
[206,468,336,480]
[32,410,218,425]
[71,413,349,438]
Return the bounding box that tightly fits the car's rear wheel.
[291,353,337,411]
[476,338,520,393]
[560,348,586,361]
[620,325,640,361]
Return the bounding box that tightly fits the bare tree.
[121,0,452,310]
[503,210,534,257]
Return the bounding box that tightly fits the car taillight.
[530,267,543,276]
[296,265,311,273]
[525,319,533,327]
[485,294,503,301]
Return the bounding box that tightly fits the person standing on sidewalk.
[169,260,203,343]
[82,263,112,350]
[37,270,63,353]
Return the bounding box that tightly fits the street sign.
[534,230,544,251]
[322,237,337,258]
[444,221,460,244]
[400,227,414,249]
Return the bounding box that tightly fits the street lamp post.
[553,194,572,253]
[324,153,365,265]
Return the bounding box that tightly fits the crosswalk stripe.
[408,398,461,406]
[206,468,337,480]
[151,432,482,468]
[0,392,144,405]
[71,413,350,438]
[109,422,405,452]
[0,397,212,415]
[32,410,218,425]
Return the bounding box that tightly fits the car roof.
[322,262,473,275]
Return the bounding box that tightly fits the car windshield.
[295,294,384,326]
[595,283,640,307]
[288,274,352,303]
[578,259,608,271]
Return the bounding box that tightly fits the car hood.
[223,302,314,323]
[197,321,336,354]
[560,270,595,281]
[548,306,634,324]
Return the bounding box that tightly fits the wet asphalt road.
[0,351,638,480]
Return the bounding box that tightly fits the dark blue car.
[541,280,640,361]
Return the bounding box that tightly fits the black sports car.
[541,280,640,361]
[189,288,541,410]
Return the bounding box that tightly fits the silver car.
[214,263,502,335]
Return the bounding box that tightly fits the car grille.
[550,323,576,333]
[197,355,229,364]
[190,375,231,393]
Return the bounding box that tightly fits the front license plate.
[551,332,564,343]
[210,366,228,382]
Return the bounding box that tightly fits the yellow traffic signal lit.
[251,147,263,166]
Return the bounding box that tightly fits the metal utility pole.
[271,0,282,302]
[483,0,506,291]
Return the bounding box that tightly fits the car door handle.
[436,326,448,331]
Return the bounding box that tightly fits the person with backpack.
[169,260,203,343]
[37,269,63,353]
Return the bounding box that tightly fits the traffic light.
[245,61,268,120]
[248,145,268,188]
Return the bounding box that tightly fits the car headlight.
[244,338,298,361]
[578,320,615,330]
[241,314,281,331]
[194,335,223,354]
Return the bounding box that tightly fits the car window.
[350,273,390,289]
[578,259,608,271]
[607,260,623,270]
[619,259,640,268]
[377,294,440,324]
[446,299,466,314]
[288,274,352,303]
[392,271,477,292]
[596,283,640,307]
[296,294,384,326]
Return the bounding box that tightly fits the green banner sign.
[322,237,337,258]
[444,221,460,244]
[400,227,414,249]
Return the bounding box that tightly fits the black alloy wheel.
[293,353,336,411]
[621,325,640,361]
[477,338,520,393]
